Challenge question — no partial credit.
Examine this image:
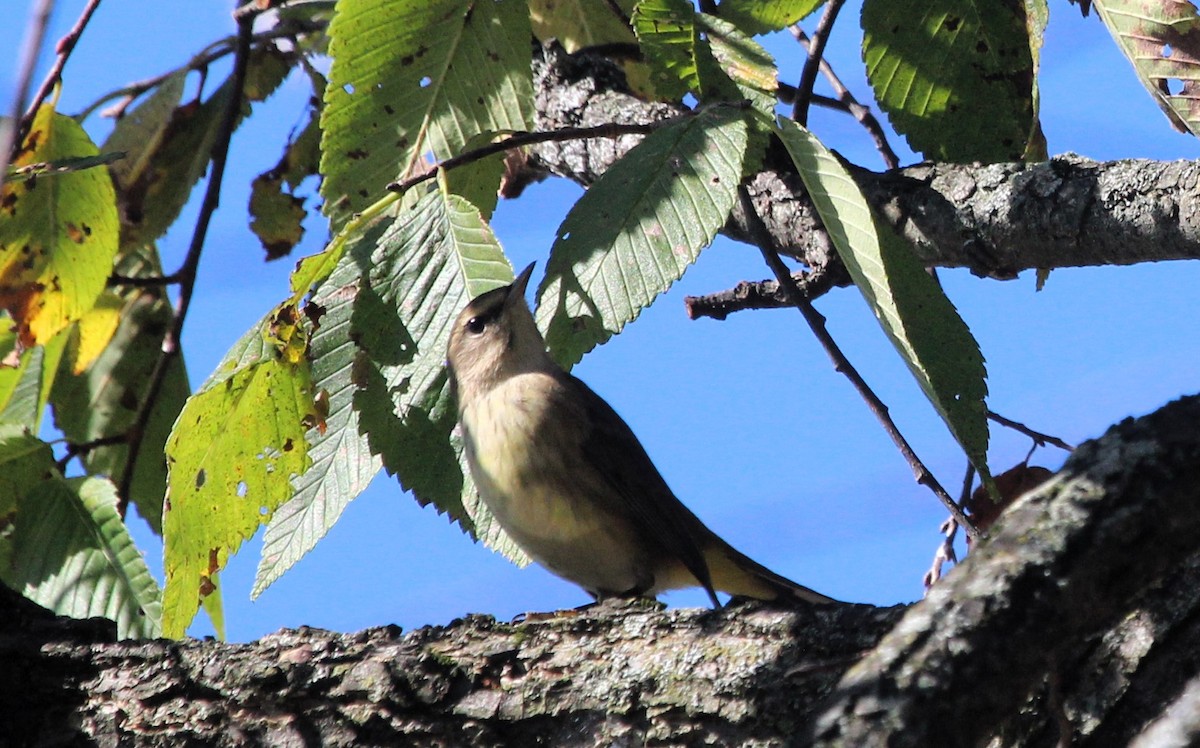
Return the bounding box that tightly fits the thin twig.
[74,22,319,122]
[788,26,900,170]
[736,185,978,537]
[386,121,661,194]
[108,273,177,289]
[791,0,845,127]
[0,0,55,188]
[924,463,975,590]
[56,434,128,473]
[987,410,1074,452]
[684,263,850,320]
[116,11,256,515]
[17,0,104,146]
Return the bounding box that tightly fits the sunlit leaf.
[162,315,315,638]
[537,106,748,367]
[0,105,119,347]
[320,0,534,228]
[776,119,991,485]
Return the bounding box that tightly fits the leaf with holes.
[861,0,1040,162]
[162,315,315,637]
[1090,0,1200,135]
[776,119,992,488]
[255,182,526,598]
[320,0,534,228]
[536,106,748,368]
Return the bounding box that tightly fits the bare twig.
[988,410,1074,452]
[684,263,850,320]
[74,22,320,122]
[116,11,256,515]
[56,434,128,473]
[788,26,900,170]
[0,0,55,188]
[108,273,176,288]
[736,185,978,536]
[17,0,104,144]
[924,463,975,590]
[386,122,662,194]
[791,0,845,127]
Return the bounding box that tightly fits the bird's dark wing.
[557,372,720,607]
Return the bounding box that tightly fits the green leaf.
[249,73,324,261]
[0,328,44,427]
[51,281,190,535]
[104,71,187,198]
[7,475,162,640]
[717,0,823,36]
[536,106,749,368]
[110,48,292,249]
[0,425,53,575]
[775,119,991,484]
[529,0,636,52]
[633,0,703,100]
[320,0,534,228]
[254,184,527,597]
[1089,0,1200,135]
[861,0,1039,162]
[162,316,315,638]
[0,105,119,347]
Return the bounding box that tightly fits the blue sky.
[4,1,1197,641]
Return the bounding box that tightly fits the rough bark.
[528,45,1200,288]
[4,395,1200,746]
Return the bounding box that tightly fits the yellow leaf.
[0,105,118,346]
[72,291,123,373]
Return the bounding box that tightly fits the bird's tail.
[704,540,836,605]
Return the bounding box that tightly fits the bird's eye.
[465,316,487,335]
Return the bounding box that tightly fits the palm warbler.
[448,263,833,607]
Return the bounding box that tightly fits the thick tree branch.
[4,396,1200,745]
[529,46,1200,280]
[813,394,1200,746]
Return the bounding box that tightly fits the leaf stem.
[385,121,660,194]
[736,185,978,537]
[987,410,1074,452]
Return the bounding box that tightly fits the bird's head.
[447,263,551,404]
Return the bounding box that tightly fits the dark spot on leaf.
[976,40,989,54]
[358,189,369,198]
[400,54,415,66]
[195,468,206,488]
[208,549,220,574]
[943,15,960,32]
[199,575,215,597]
[384,104,395,115]
[283,438,294,452]
[347,149,369,160]
[65,222,86,244]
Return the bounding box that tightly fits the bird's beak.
[507,262,536,306]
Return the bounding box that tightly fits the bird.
[447,262,835,608]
